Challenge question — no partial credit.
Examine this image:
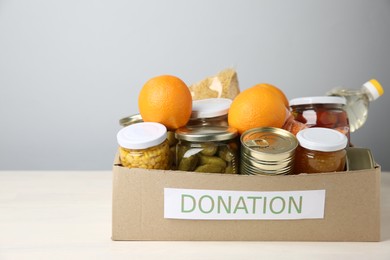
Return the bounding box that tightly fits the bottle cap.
[296,127,348,152]
[117,122,167,149]
[289,96,346,106]
[363,79,384,100]
[190,98,232,119]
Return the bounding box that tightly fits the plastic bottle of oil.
[327,79,384,132]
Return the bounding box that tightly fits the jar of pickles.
[187,98,232,127]
[294,127,348,174]
[289,96,350,142]
[117,122,170,170]
[175,125,239,174]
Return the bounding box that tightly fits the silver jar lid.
[119,114,143,127]
[175,125,238,142]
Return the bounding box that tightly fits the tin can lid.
[241,127,298,155]
[175,125,237,142]
[117,122,167,149]
[119,114,143,127]
[289,96,346,106]
[190,98,232,119]
[296,127,348,152]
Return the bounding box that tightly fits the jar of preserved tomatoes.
[294,127,348,174]
[289,96,350,143]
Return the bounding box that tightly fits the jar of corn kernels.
[117,122,170,170]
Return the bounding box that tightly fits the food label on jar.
[164,188,326,220]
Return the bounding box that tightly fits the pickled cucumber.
[225,165,235,174]
[218,146,234,162]
[199,155,226,168]
[200,143,218,156]
[177,145,190,160]
[178,155,199,171]
[195,164,225,173]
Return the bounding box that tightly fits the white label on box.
[164,188,326,220]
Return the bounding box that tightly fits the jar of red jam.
[289,96,350,143]
[294,127,348,174]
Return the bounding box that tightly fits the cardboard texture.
[112,155,381,242]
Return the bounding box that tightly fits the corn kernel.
[119,140,170,170]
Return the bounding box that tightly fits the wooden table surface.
[1,171,389,260]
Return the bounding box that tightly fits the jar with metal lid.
[175,125,239,174]
[187,98,232,127]
[294,127,348,174]
[117,122,170,170]
[289,96,350,142]
[240,127,298,176]
[119,114,143,127]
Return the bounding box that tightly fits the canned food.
[187,98,232,127]
[119,114,143,127]
[289,96,350,143]
[240,127,298,175]
[117,122,170,170]
[175,125,239,174]
[294,127,348,174]
[119,114,178,169]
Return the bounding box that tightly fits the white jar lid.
[117,122,167,149]
[190,98,232,119]
[296,127,348,152]
[289,96,346,106]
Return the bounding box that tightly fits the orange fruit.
[138,75,192,130]
[228,85,287,134]
[255,83,289,108]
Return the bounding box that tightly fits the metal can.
[240,127,298,175]
[187,98,232,127]
[175,125,239,174]
[119,114,143,127]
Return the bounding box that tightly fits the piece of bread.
[189,68,240,100]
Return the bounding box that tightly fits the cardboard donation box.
[112,154,381,241]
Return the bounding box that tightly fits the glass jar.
[118,114,178,169]
[175,125,239,174]
[289,96,350,143]
[117,122,170,170]
[294,127,348,174]
[119,114,143,127]
[187,98,232,127]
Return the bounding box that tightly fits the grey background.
[1,0,389,171]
